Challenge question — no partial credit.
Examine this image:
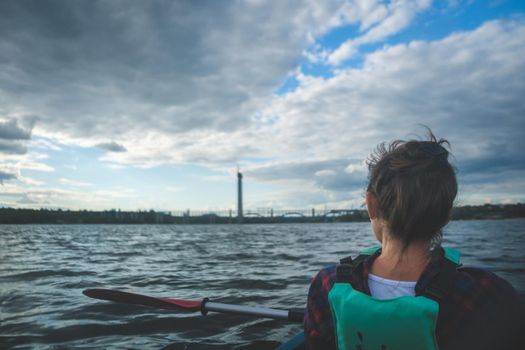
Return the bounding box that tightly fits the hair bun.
[420,142,448,158]
[403,141,449,164]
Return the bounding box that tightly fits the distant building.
[237,170,243,223]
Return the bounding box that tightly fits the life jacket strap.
[336,264,353,282]
[336,254,368,283]
[421,257,459,302]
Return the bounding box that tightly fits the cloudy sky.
[1,0,524,211]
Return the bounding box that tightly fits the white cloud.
[328,0,432,64]
[30,137,63,151]
[14,160,54,172]
[265,20,525,162]
[59,178,92,187]
[17,175,44,186]
[303,44,330,64]
[0,183,138,209]
[345,162,366,174]
[315,169,337,177]
[0,151,54,187]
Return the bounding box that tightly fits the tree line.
[0,203,523,224]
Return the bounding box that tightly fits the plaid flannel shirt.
[304,248,525,350]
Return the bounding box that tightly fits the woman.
[304,132,524,349]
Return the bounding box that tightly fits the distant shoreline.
[0,203,523,225]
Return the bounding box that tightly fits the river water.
[1,220,524,349]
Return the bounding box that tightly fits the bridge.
[169,208,364,218]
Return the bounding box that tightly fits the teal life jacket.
[328,246,461,350]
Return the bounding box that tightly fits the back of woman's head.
[366,130,457,245]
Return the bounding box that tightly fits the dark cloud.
[96,141,127,153]
[0,119,32,140]
[459,154,525,178]
[0,141,27,154]
[0,117,35,154]
[246,159,346,181]
[0,0,341,138]
[449,141,525,190]
[0,169,17,184]
[246,158,367,192]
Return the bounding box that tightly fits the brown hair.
[366,130,457,245]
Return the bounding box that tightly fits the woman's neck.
[370,234,432,282]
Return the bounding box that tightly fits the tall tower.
[237,169,243,223]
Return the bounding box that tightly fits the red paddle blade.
[83,288,202,312]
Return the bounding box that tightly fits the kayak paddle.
[83,288,304,323]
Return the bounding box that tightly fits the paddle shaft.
[203,300,304,323]
[83,288,304,323]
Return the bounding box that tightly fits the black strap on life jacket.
[420,257,459,302]
[336,254,368,283]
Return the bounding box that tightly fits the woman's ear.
[366,191,378,220]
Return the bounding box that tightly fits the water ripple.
[1,220,524,349]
